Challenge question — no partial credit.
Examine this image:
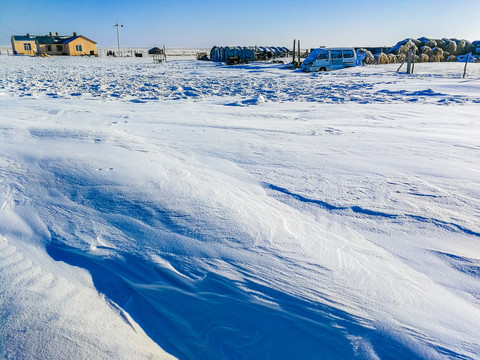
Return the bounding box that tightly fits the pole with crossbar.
[114,21,123,56]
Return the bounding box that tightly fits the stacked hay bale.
[358,37,479,65]
[455,40,466,55]
[396,53,407,63]
[420,53,429,62]
[443,39,457,55]
[446,55,457,62]
[420,46,433,57]
[393,38,418,57]
[356,49,375,64]
[431,47,444,62]
[386,37,479,63]
[418,37,437,48]
[386,54,396,63]
[363,51,374,65]
[375,53,389,64]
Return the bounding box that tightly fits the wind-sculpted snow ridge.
[1,56,479,104]
[3,129,478,359]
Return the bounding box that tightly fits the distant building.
[148,47,164,55]
[11,33,97,56]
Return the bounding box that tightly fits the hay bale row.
[365,50,457,65]
[359,37,480,65]
[387,37,479,62]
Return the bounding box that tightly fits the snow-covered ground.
[1,55,479,359]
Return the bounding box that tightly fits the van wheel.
[319,67,327,71]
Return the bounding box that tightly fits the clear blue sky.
[1,0,479,48]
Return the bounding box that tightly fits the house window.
[24,43,31,51]
[46,45,52,52]
[56,45,63,51]
[75,45,82,52]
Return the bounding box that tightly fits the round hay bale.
[418,37,428,45]
[447,55,457,62]
[397,41,418,56]
[397,53,406,63]
[412,39,422,48]
[387,54,397,63]
[421,46,433,56]
[420,54,429,62]
[418,37,436,48]
[444,41,457,54]
[432,47,444,56]
[435,39,445,48]
[429,54,444,62]
[397,45,408,55]
[363,51,374,65]
[456,40,466,55]
[388,39,408,54]
[376,53,388,65]
[464,41,475,54]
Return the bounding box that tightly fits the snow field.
[1,56,479,105]
[1,56,480,359]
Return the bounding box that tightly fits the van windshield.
[317,51,329,60]
[303,48,323,63]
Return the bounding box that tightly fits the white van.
[301,47,357,72]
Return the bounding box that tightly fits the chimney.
[55,32,58,36]
[49,32,52,36]
[73,32,77,37]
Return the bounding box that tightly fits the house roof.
[63,36,80,44]
[148,47,164,54]
[11,34,97,45]
[36,35,73,44]
[63,35,97,44]
[12,35,36,41]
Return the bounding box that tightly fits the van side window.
[343,50,354,58]
[331,50,342,59]
[317,51,329,60]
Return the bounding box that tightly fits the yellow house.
[63,35,98,56]
[11,33,97,56]
[11,34,37,55]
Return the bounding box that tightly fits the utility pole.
[114,21,123,55]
